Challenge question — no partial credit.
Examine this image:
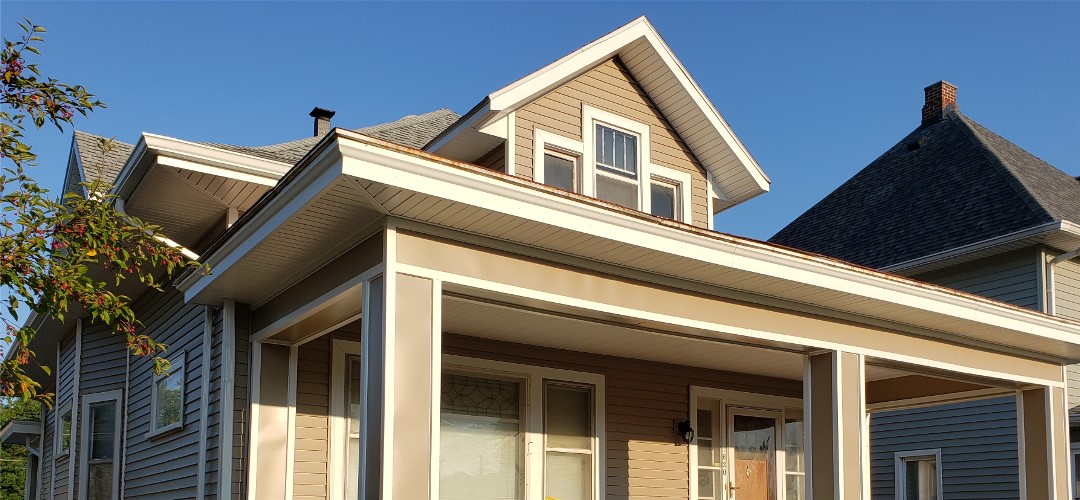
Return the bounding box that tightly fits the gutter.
[1047,245,1080,316]
[882,221,1077,273]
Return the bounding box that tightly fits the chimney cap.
[309,107,336,119]
[924,80,957,92]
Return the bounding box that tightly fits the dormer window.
[594,123,640,209]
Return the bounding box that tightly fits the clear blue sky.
[3,1,1078,241]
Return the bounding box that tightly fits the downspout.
[1046,246,1080,316]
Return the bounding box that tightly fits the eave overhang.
[426,16,770,212]
[177,129,1080,364]
[0,420,40,445]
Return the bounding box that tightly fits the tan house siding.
[514,57,712,228]
[442,333,801,499]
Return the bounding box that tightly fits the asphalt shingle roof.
[70,108,461,189]
[769,106,1080,269]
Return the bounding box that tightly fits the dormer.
[427,17,770,230]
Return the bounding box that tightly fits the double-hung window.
[594,123,639,209]
[894,450,942,500]
[80,390,122,500]
[150,351,185,435]
[439,356,604,500]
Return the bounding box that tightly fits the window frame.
[893,449,943,500]
[648,165,693,222]
[330,339,362,500]
[440,354,605,500]
[54,399,73,462]
[533,128,584,189]
[148,351,186,437]
[78,389,122,500]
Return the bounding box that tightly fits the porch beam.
[1017,385,1069,499]
[361,272,441,499]
[807,351,867,499]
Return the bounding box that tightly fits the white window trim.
[78,389,122,500]
[330,339,361,500]
[148,351,186,437]
[894,448,943,500]
[649,164,693,223]
[441,354,606,500]
[533,128,584,187]
[54,399,74,462]
[582,105,652,210]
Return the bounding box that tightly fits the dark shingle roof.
[198,109,460,164]
[69,130,135,194]
[769,106,1080,269]
[70,109,460,189]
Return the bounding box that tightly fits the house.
[4,17,1079,500]
[771,81,1080,498]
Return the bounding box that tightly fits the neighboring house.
[4,17,1080,500]
[771,81,1080,499]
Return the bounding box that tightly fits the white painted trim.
[357,276,377,499]
[77,390,123,500]
[859,354,870,500]
[250,267,382,342]
[803,355,814,499]
[1037,248,1049,314]
[330,339,361,500]
[284,345,298,499]
[833,351,842,499]
[582,104,652,209]
[533,128,584,186]
[197,307,213,500]
[429,279,443,500]
[220,299,237,500]
[441,354,606,500]
[893,448,943,500]
[396,261,1067,388]
[156,155,277,187]
[246,340,261,500]
[506,112,517,176]
[649,164,693,223]
[381,224,399,499]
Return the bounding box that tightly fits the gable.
[514,58,711,228]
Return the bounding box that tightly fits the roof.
[70,109,460,188]
[770,106,1080,269]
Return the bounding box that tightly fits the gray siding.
[869,397,1020,499]
[909,248,1040,310]
[121,289,208,498]
[40,330,78,499]
[232,304,252,500]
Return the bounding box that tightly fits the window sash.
[151,353,185,432]
[595,124,638,178]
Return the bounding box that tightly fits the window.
[79,390,122,500]
[439,356,604,500]
[782,409,805,500]
[894,450,942,500]
[543,151,578,192]
[331,340,363,500]
[593,123,640,209]
[649,178,678,219]
[55,400,73,459]
[150,351,185,434]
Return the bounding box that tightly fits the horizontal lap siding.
[122,289,207,498]
[869,397,1019,499]
[205,307,224,500]
[442,333,801,500]
[41,331,77,499]
[1054,257,1080,414]
[910,248,1039,310]
[514,58,711,229]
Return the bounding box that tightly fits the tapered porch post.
[361,272,441,499]
[806,351,867,499]
[1017,385,1069,499]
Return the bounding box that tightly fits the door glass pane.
[440,374,523,500]
[650,182,676,219]
[783,410,804,473]
[545,451,591,500]
[546,384,591,450]
[732,414,777,500]
[596,174,638,209]
[89,401,115,460]
[345,355,362,500]
[785,474,805,500]
[544,153,576,192]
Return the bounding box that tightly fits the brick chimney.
[921,81,957,126]
[309,107,336,137]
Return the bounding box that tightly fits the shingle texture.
[197,108,460,164]
[769,106,1080,269]
[70,109,460,189]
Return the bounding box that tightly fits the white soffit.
[430,16,770,208]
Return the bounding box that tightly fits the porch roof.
[176,129,1080,363]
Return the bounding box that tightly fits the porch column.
[249,341,291,499]
[1017,385,1069,499]
[361,273,441,499]
[806,351,867,499]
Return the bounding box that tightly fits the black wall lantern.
[674,419,695,445]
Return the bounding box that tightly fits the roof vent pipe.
[310,107,336,137]
[921,81,957,127]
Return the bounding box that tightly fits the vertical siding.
[514,57,712,228]
[869,397,1020,500]
[443,333,801,500]
[121,289,207,498]
[909,248,1040,309]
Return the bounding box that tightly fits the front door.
[726,407,780,500]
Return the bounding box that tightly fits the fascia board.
[142,133,291,179]
[333,133,1080,347]
[425,101,494,153]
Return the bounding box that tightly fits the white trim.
[220,299,236,500]
[533,128,584,187]
[381,224,399,499]
[357,277,376,499]
[803,355,814,498]
[859,354,870,500]
[429,279,443,500]
[148,350,186,436]
[582,105,651,208]
[396,261,1066,388]
[250,267,382,342]
[284,345,298,499]
[197,307,213,500]
[330,339,362,500]
[833,351,841,499]
[893,448,943,500]
[506,112,517,176]
[77,389,123,500]
[649,164,693,223]
[246,340,262,500]
[441,354,606,500]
